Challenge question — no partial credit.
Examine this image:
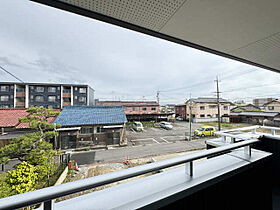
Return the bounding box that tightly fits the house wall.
[175,105,186,119]
[187,102,230,119]
[264,101,280,112]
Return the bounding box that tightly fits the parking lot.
[126,121,203,146]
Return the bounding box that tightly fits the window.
[75,87,78,91]
[207,114,211,117]
[35,96,44,102]
[132,107,137,111]
[48,96,56,102]
[81,127,93,134]
[151,107,156,110]
[35,86,44,92]
[224,106,228,110]
[209,105,217,109]
[96,127,105,133]
[48,105,53,109]
[0,105,9,108]
[200,114,205,118]
[48,87,56,92]
[79,96,86,102]
[0,96,9,101]
[200,106,205,110]
[30,95,34,99]
[142,107,147,111]
[0,86,9,92]
[79,87,86,93]
[268,106,274,110]
[74,96,78,100]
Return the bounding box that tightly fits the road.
[71,139,206,165]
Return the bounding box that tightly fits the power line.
[0,65,24,83]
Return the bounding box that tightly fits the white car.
[159,122,173,130]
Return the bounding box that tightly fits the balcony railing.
[0,139,259,210]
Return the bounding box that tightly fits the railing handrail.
[0,139,259,210]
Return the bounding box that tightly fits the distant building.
[0,82,94,109]
[175,104,187,120]
[263,100,280,112]
[54,105,127,149]
[230,111,280,125]
[95,100,160,121]
[253,98,275,107]
[160,104,175,114]
[231,104,261,112]
[186,98,232,122]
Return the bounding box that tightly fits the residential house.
[160,104,175,114]
[54,105,127,149]
[231,104,261,112]
[95,100,159,121]
[0,108,57,147]
[186,98,232,122]
[175,104,187,120]
[263,100,280,112]
[230,111,280,125]
[0,82,94,109]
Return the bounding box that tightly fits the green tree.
[0,106,60,187]
[7,161,38,195]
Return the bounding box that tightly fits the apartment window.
[0,86,9,92]
[0,96,9,101]
[75,87,78,91]
[35,96,44,102]
[35,86,44,92]
[200,114,205,118]
[79,87,87,93]
[268,106,274,110]
[151,107,156,110]
[209,105,217,109]
[48,87,56,93]
[142,107,147,111]
[48,105,53,109]
[74,96,78,100]
[224,106,228,110]
[207,114,211,117]
[0,105,9,108]
[64,97,71,102]
[200,106,205,110]
[132,107,137,111]
[30,95,34,99]
[48,96,56,102]
[96,127,105,133]
[81,127,93,134]
[79,96,86,102]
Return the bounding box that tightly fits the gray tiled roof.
[188,97,231,103]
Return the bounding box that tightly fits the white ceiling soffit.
[31,0,280,72]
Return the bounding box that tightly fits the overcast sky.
[1,0,280,105]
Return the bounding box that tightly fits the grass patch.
[201,122,250,129]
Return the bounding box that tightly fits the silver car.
[159,122,173,130]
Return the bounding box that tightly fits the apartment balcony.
[15,92,25,97]
[63,102,71,107]
[15,102,25,108]
[62,93,71,98]
[2,126,280,210]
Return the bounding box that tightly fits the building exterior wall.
[95,100,159,115]
[175,105,187,119]
[0,84,14,108]
[186,102,230,119]
[0,82,94,109]
[264,101,280,112]
[253,98,274,107]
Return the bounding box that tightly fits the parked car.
[159,121,173,130]
[194,126,216,137]
[133,121,144,131]
[176,116,183,121]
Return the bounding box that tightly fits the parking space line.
[131,138,154,141]
[152,138,160,144]
[160,137,169,143]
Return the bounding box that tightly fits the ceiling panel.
[31,0,280,72]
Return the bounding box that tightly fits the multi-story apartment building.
[0,82,94,109]
[175,104,187,119]
[186,98,231,122]
[95,100,159,121]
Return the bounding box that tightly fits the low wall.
[54,166,68,186]
[193,118,218,123]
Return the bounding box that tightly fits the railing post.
[185,161,193,177]
[244,145,251,157]
[222,136,226,142]
[44,200,53,210]
[252,128,256,134]
[271,129,275,136]
[231,137,235,143]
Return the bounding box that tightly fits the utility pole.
[156,91,160,105]
[215,76,221,131]
[189,93,192,141]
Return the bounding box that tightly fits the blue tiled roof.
[54,105,127,126]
